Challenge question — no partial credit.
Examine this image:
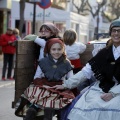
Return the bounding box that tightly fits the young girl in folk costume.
[53,19,120,120]
[63,29,86,74]
[15,38,75,120]
[63,29,87,94]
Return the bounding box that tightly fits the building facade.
[0,0,110,43]
[0,0,12,35]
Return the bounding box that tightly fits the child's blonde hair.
[13,28,20,35]
[63,29,77,45]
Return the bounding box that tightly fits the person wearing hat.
[0,28,16,80]
[52,19,120,120]
[23,22,61,74]
[15,38,75,120]
[23,22,60,60]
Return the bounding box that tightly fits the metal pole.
[96,13,99,40]
[32,2,36,34]
[43,9,45,23]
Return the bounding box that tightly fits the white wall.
[11,1,97,43]
[0,0,11,9]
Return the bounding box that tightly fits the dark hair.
[106,39,113,48]
[39,23,60,36]
[39,25,51,32]
[63,29,77,46]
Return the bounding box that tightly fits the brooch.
[110,62,115,65]
[53,65,57,68]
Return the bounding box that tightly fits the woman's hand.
[8,41,13,44]
[101,93,113,102]
[50,85,65,90]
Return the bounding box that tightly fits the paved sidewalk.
[0,54,15,88]
[0,80,15,88]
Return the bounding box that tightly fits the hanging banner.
[37,0,51,9]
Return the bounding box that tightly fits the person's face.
[13,32,18,36]
[7,30,13,35]
[50,43,64,60]
[39,27,53,38]
[111,27,120,47]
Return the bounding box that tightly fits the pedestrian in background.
[0,28,16,80]
[12,28,21,79]
[63,29,86,74]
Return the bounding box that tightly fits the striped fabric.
[24,78,75,109]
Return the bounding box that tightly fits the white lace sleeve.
[63,63,94,89]
[34,37,46,48]
[63,71,87,89]
[82,63,94,79]
[109,84,120,94]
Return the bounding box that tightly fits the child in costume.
[15,38,75,120]
[63,29,88,94]
[63,29,86,74]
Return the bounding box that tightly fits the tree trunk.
[19,0,25,37]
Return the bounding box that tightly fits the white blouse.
[34,59,73,80]
[34,37,46,60]
[65,42,86,60]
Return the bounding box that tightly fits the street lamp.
[96,0,103,40]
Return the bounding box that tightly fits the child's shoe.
[25,108,37,120]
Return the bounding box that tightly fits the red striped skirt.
[24,78,75,109]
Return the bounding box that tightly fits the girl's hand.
[101,93,113,102]
[50,85,65,90]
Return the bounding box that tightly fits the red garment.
[0,33,16,54]
[70,59,83,68]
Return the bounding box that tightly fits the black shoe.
[44,108,55,120]
[24,108,37,120]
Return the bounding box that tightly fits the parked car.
[94,33,109,40]
[88,37,110,44]
[88,37,110,56]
